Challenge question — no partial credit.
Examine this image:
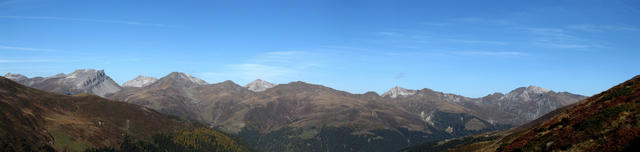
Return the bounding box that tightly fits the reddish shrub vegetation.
[497,76,640,152]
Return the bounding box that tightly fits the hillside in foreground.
[0,76,253,152]
[401,75,640,152]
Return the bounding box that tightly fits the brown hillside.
[0,76,251,152]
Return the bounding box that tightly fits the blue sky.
[1,0,639,97]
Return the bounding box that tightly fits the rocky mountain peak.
[526,85,552,94]
[493,85,584,121]
[49,73,66,78]
[268,81,336,94]
[245,79,276,92]
[3,73,28,81]
[164,72,207,85]
[122,75,158,88]
[64,69,108,88]
[362,91,380,98]
[285,81,329,89]
[363,91,379,96]
[382,86,417,98]
[504,85,552,99]
[67,69,104,79]
[2,69,121,97]
[66,69,121,96]
[217,80,243,88]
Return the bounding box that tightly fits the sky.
[1,0,639,97]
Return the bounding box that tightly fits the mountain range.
[0,76,253,152]
[402,75,640,152]
[3,69,121,97]
[4,69,587,151]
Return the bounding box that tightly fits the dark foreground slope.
[0,76,252,152]
[401,75,640,152]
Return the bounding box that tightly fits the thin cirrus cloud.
[419,17,513,27]
[522,27,599,49]
[374,30,505,45]
[250,51,318,65]
[0,45,56,52]
[0,0,19,7]
[0,59,58,63]
[451,51,528,56]
[566,25,640,32]
[202,51,323,84]
[0,15,167,27]
[413,18,607,50]
[419,22,451,26]
[446,39,509,45]
[375,31,402,37]
[202,63,297,83]
[451,17,514,25]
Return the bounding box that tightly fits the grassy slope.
[401,75,640,152]
[498,75,640,151]
[0,76,252,152]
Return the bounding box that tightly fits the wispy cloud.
[0,66,59,76]
[419,22,451,26]
[525,28,572,38]
[446,39,509,45]
[375,31,402,36]
[251,51,320,66]
[0,16,167,27]
[452,17,513,25]
[318,45,367,51]
[382,51,448,57]
[538,43,591,49]
[203,63,296,82]
[451,51,528,56]
[0,0,20,7]
[0,45,56,52]
[201,51,323,84]
[523,27,599,49]
[0,59,58,63]
[567,25,640,32]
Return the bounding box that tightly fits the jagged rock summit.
[3,73,28,81]
[502,85,554,102]
[244,79,276,92]
[3,69,121,97]
[122,75,158,87]
[382,86,417,98]
[525,85,551,94]
[487,85,583,121]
